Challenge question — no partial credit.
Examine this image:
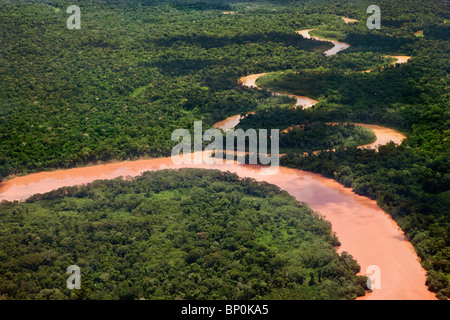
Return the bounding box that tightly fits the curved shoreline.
[0,151,434,300]
[239,73,319,109]
[297,29,351,56]
[280,122,405,151]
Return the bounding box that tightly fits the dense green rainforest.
[0,169,367,300]
[0,0,449,299]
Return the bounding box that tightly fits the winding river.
[238,73,319,108]
[297,29,351,56]
[0,27,434,300]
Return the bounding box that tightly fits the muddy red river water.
[0,130,435,300]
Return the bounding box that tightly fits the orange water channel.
[239,30,410,109]
[0,119,434,300]
[0,146,435,300]
[238,73,319,109]
[342,17,359,24]
[0,28,433,300]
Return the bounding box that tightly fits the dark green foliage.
[279,122,376,153]
[0,169,366,300]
